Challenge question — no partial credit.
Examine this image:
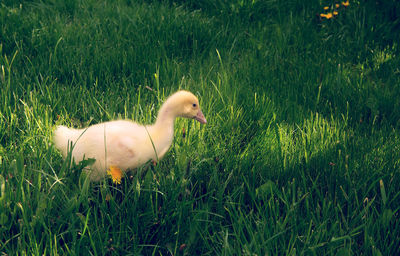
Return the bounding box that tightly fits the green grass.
[1,0,400,254]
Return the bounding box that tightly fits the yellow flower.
[333,11,338,16]
[107,166,122,184]
[323,6,329,10]
[320,13,333,19]
[342,1,349,7]
[335,4,340,8]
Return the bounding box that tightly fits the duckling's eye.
[192,103,197,108]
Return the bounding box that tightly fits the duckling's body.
[53,90,206,181]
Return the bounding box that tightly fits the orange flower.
[107,166,123,184]
[342,1,349,7]
[320,13,333,19]
[323,6,329,10]
[333,11,338,16]
[335,4,340,8]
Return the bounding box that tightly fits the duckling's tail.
[53,126,80,157]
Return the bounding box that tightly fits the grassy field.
[1,0,400,254]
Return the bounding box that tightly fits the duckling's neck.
[149,104,177,143]
[147,104,176,159]
[154,104,177,128]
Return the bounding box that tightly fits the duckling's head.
[163,90,207,124]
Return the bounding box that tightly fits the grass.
[1,0,400,254]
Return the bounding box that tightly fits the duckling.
[53,90,206,181]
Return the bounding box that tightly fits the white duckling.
[53,90,206,181]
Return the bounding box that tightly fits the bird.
[53,90,207,181]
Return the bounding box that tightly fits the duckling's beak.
[194,110,207,124]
